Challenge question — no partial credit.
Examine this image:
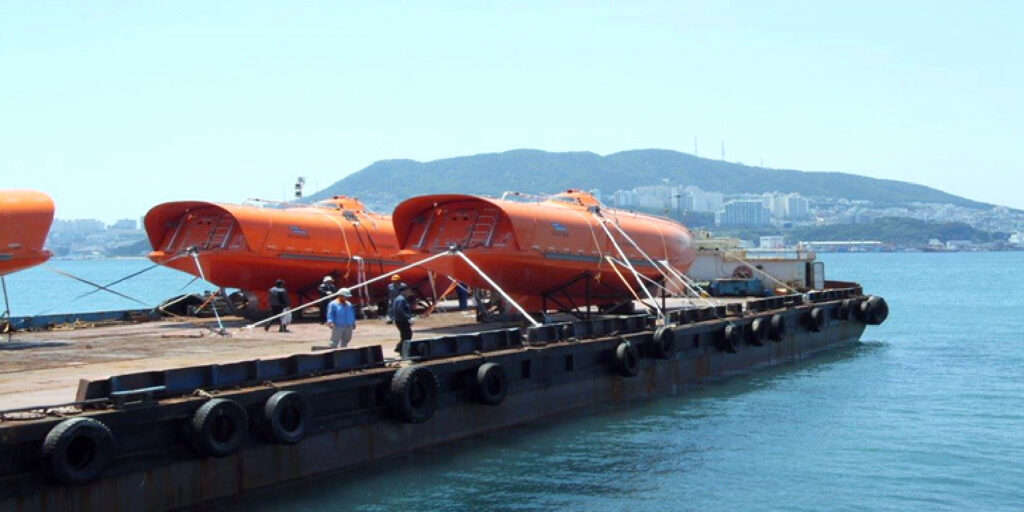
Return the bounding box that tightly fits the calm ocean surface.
[10,253,1024,510]
[1,258,216,316]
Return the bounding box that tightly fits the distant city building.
[685,186,723,213]
[110,218,137,230]
[611,190,635,207]
[785,194,810,220]
[767,193,788,219]
[51,219,105,235]
[760,236,786,249]
[633,186,672,209]
[675,191,693,213]
[716,200,771,226]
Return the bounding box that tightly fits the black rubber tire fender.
[476,362,508,406]
[189,398,249,458]
[769,314,786,342]
[720,324,741,353]
[862,296,889,325]
[390,365,439,423]
[651,326,676,359]
[41,417,114,485]
[750,318,770,347]
[808,307,826,332]
[614,341,641,377]
[839,299,853,321]
[262,390,310,444]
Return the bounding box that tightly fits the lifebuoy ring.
[262,391,310,444]
[750,318,769,346]
[476,362,508,406]
[732,265,754,279]
[614,341,640,377]
[770,314,786,342]
[651,326,676,359]
[390,365,439,423]
[808,308,826,332]
[41,417,114,485]
[719,324,741,353]
[190,398,248,458]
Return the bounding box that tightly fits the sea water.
[0,258,216,316]
[225,252,1024,511]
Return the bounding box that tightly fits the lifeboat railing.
[500,191,559,203]
[242,198,309,209]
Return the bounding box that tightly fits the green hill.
[309,149,989,210]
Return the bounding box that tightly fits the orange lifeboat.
[393,190,696,313]
[0,190,54,276]
[144,196,428,308]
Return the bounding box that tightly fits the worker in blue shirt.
[326,288,357,348]
[392,284,414,353]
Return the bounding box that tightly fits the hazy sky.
[2,1,1021,223]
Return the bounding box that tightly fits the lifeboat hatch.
[163,211,241,253]
[410,204,502,251]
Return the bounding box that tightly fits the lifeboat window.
[343,211,359,222]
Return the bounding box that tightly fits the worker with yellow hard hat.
[386,274,406,324]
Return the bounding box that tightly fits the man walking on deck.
[392,284,414,353]
[317,275,337,323]
[266,279,290,332]
[326,288,356,348]
[386,274,405,324]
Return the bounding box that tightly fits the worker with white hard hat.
[317,275,338,323]
[326,287,356,348]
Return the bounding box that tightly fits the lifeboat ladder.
[466,211,498,247]
[203,217,234,250]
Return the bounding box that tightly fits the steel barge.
[0,286,887,511]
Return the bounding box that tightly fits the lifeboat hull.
[0,190,54,277]
[144,199,426,308]
[392,192,696,312]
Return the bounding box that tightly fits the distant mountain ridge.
[309,149,990,211]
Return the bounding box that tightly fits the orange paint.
[144,197,427,308]
[0,190,54,276]
[393,190,695,312]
